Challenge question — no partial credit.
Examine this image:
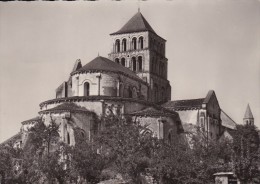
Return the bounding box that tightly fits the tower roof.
[244,104,254,119]
[111,12,157,35]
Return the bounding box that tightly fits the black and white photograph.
[0,1,259,183]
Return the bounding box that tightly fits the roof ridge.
[171,98,205,102]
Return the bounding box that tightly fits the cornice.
[39,96,154,108]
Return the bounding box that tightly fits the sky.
[0,0,259,143]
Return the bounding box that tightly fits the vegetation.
[149,129,233,184]
[0,116,259,184]
[232,124,260,184]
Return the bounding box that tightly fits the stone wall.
[71,72,148,100]
[135,116,178,141]
[41,112,96,146]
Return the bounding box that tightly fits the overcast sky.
[0,0,259,143]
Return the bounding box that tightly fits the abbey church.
[2,11,254,148]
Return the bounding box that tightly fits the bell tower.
[108,11,171,104]
[243,104,254,125]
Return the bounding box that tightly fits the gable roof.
[71,56,145,84]
[163,98,204,111]
[128,107,177,118]
[72,59,82,72]
[221,110,237,130]
[163,90,218,111]
[244,104,254,119]
[111,12,157,35]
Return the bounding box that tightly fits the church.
[1,11,253,148]
[11,11,182,147]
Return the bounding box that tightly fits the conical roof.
[111,12,156,35]
[244,104,254,119]
[71,56,143,82]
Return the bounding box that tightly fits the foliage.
[0,144,23,184]
[232,124,260,183]
[19,119,71,184]
[96,115,158,183]
[2,115,259,184]
[70,130,105,183]
[149,129,233,184]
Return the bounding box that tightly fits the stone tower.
[243,104,254,125]
[108,11,171,104]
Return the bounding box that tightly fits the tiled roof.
[21,116,41,125]
[244,104,254,119]
[128,107,177,117]
[111,12,156,35]
[40,103,94,114]
[72,56,145,83]
[39,96,154,108]
[163,90,218,111]
[221,110,237,130]
[163,98,205,111]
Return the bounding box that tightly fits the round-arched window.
[122,39,127,51]
[132,37,137,50]
[132,57,137,72]
[121,58,126,66]
[139,37,144,49]
[115,39,120,52]
[84,82,90,96]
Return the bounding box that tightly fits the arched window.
[154,84,158,102]
[139,37,144,49]
[132,37,137,50]
[168,132,172,144]
[132,57,137,72]
[81,131,85,138]
[158,62,161,75]
[121,58,126,66]
[123,86,128,97]
[115,58,120,64]
[132,87,137,98]
[128,87,133,98]
[168,130,173,144]
[138,56,142,71]
[154,60,158,74]
[159,63,164,76]
[119,83,124,97]
[161,87,165,102]
[161,63,164,77]
[67,132,70,145]
[84,82,90,96]
[160,43,163,53]
[115,39,120,52]
[122,39,127,51]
